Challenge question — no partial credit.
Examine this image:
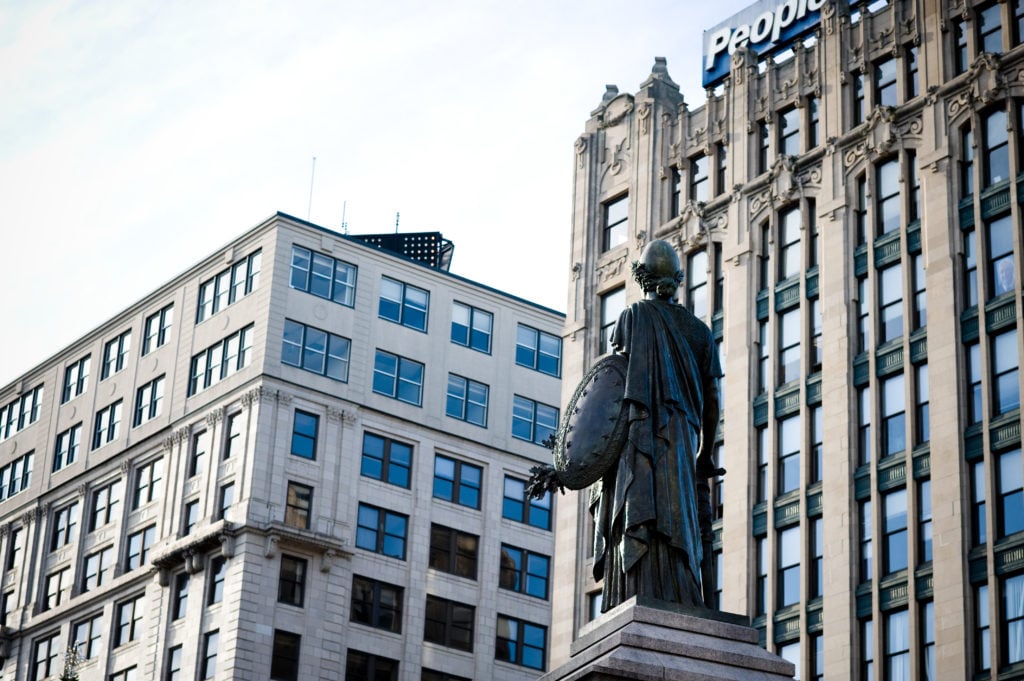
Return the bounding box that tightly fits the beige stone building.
[0,212,563,680]
[552,1,1024,679]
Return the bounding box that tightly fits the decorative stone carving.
[276,391,293,405]
[575,137,588,168]
[596,254,629,283]
[600,94,634,129]
[321,549,337,573]
[326,407,347,423]
[120,459,130,475]
[571,263,582,281]
[220,534,235,559]
[749,188,773,217]
[634,231,648,253]
[609,139,628,176]
[637,102,651,135]
[242,385,272,407]
[206,408,225,427]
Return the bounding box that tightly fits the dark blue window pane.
[302,328,327,374]
[290,247,310,290]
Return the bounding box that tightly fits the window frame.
[289,244,356,307]
[378,276,429,331]
[350,574,404,633]
[499,544,550,600]
[355,503,408,560]
[424,594,475,652]
[451,301,493,353]
[281,318,351,382]
[360,432,412,488]
[372,349,425,406]
[445,374,489,427]
[142,304,174,355]
[428,524,479,580]
[432,454,482,509]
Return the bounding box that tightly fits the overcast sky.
[0,0,749,387]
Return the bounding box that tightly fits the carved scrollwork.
[575,137,587,168]
[896,115,923,139]
[947,90,972,119]
[844,142,868,168]
[637,102,651,135]
[600,96,634,129]
[206,407,225,427]
[749,189,773,217]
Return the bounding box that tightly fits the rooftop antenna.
[395,211,400,234]
[307,156,317,221]
[341,201,348,235]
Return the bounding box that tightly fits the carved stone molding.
[596,254,629,283]
[242,385,272,407]
[321,549,339,573]
[326,407,348,423]
[575,137,587,168]
[20,510,34,526]
[206,407,225,427]
[599,95,634,129]
[164,425,190,450]
[608,139,628,176]
[120,459,131,475]
[634,231,648,253]
[637,102,652,135]
[276,391,293,405]
[77,483,87,498]
[749,188,773,217]
[220,534,235,559]
[571,263,582,281]
[265,535,279,559]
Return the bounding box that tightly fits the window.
[977,584,991,672]
[778,207,801,280]
[201,630,219,679]
[113,595,143,646]
[271,630,302,681]
[878,263,903,344]
[602,194,628,250]
[716,143,728,195]
[73,612,103,660]
[1,590,12,626]
[428,524,478,579]
[854,175,869,247]
[132,457,164,509]
[499,545,550,599]
[883,488,908,574]
[142,304,174,355]
[197,249,261,321]
[954,16,969,75]
[372,350,424,405]
[908,153,921,223]
[165,646,183,681]
[918,480,933,563]
[687,249,708,320]
[911,254,926,330]
[351,575,403,632]
[968,342,983,424]
[50,502,78,551]
[689,153,708,202]
[777,525,800,607]
[851,71,866,125]
[378,276,429,331]
[809,517,823,600]
[188,324,254,395]
[0,451,32,503]
[874,58,897,107]
[779,642,800,680]
[905,46,919,99]
[962,126,975,198]
[89,479,122,531]
[289,245,356,306]
[757,120,770,173]
[777,415,800,495]
[670,165,682,217]
[713,243,725,313]
[978,3,1003,53]
[356,503,408,559]
[433,455,482,509]
[207,557,226,605]
[881,373,906,457]
[988,215,1015,299]
[451,302,493,353]
[290,410,319,460]
[984,108,1009,187]
[516,324,561,376]
[860,500,873,582]
[423,671,471,681]
[884,609,910,680]
[993,329,1020,415]
[172,573,189,620]
[62,355,90,403]
[278,555,307,607]
[999,449,1024,538]
[360,432,412,487]
[778,107,799,156]
[807,96,820,149]
[285,482,313,529]
[512,396,558,446]
[1004,573,1024,666]
[810,298,822,372]
[0,384,43,444]
[755,536,768,614]
[53,423,81,472]
[424,595,474,652]
[446,374,488,426]
[915,364,930,445]
[757,321,769,394]
[133,375,165,426]
[217,482,234,520]
[599,287,625,355]
[92,399,122,449]
[110,668,137,681]
[346,651,398,680]
[101,330,131,379]
[6,531,23,574]
[188,429,209,477]
[1017,0,1024,46]
[43,568,69,610]
[496,615,546,670]
[778,308,800,385]
[125,525,156,571]
[861,618,875,679]
[179,500,201,534]
[503,476,551,529]
[876,159,900,236]
[82,546,114,592]
[281,319,351,382]
[974,460,989,545]
[223,412,242,459]
[32,632,61,681]
[756,426,769,503]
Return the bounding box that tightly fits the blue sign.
[702,0,839,88]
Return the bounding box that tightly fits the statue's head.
[632,240,683,299]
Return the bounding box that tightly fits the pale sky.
[0,0,749,387]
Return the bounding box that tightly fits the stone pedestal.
[540,598,795,681]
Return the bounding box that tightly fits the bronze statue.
[530,239,722,612]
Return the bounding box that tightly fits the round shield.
[553,353,629,489]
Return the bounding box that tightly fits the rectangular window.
[974,460,988,545]
[984,108,1010,186]
[810,298,822,372]
[881,373,906,457]
[755,536,768,614]
[670,165,681,217]
[861,618,875,679]
[217,482,234,520]
[125,525,156,571]
[197,250,261,322]
[908,153,921,223]
[496,615,546,670]
[189,429,209,478]
[425,595,474,652]
[290,410,319,460]
[756,426,769,503]
[954,16,969,75]
[53,423,82,472]
[977,583,991,671]
[874,58,897,107]
[172,572,189,620]
[912,253,927,330]
[992,329,1020,415]
[757,321,769,394]
[101,330,132,380]
[429,524,478,579]
[502,476,551,529]
[713,243,724,313]
[289,245,356,306]
[271,630,301,681]
[855,175,868,246]
[778,308,800,385]
[223,412,242,459]
[905,46,919,99]
[915,364,930,445]
[516,324,562,376]
[89,479,122,531]
[979,3,1003,53]
[987,214,1016,299]
[1017,0,1024,46]
[778,208,801,280]
[165,645,183,681]
[32,632,61,681]
[716,143,728,195]
[142,304,174,355]
[451,302,493,353]
[758,120,770,173]
[602,194,628,251]
[6,528,22,572]
[512,395,558,446]
[884,609,910,679]
[345,651,397,680]
[777,525,800,607]
[378,276,429,331]
[852,71,866,125]
[372,349,424,406]
[62,355,90,403]
[777,415,800,495]
[201,630,219,679]
[423,671,471,681]
[351,575,403,632]
[113,595,143,647]
[809,517,823,599]
[82,546,114,592]
[968,342,983,424]
[73,612,103,660]
[860,499,873,582]
[188,324,254,395]
[778,107,800,156]
[919,479,933,563]
[285,482,313,529]
[360,432,411,487]
[876,159,900,236]
[182,499,199,537]
[278,554,307,607]
[878,263,904,344]
[132,457,164,509]
[999,448,1024,538]
[689,153,709,202]
[446,374,489,426]
[133,375,165,427]
[883,488,908,574]
[50,502,79,551]
[93,399,123,449]
[281,319,351,382]
[433,455,482,509]
[0,450,33,503]
[499,544,550,599]
[687,250,708,320]
[599,287,625,355]
[962,126,975,198]
[43,568,69,610]
[1004,573,1024,666]
[207,557,226,605]
[356,503,408,560]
